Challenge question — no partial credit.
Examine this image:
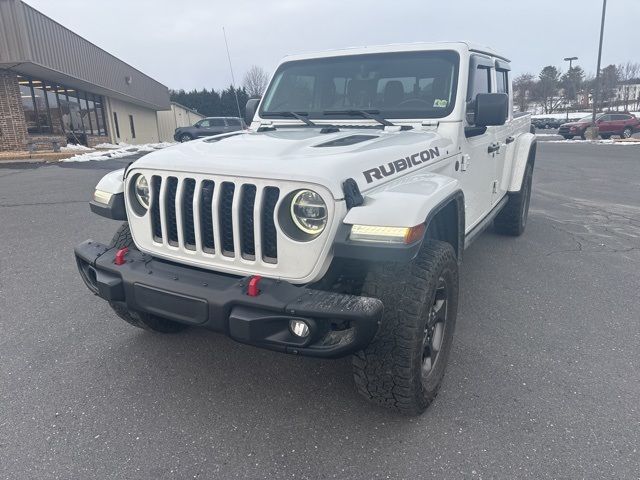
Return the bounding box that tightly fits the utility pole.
[564,56,578,120]
[588,0,607,139]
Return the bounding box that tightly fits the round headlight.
[290,190,327,235]
[134,175,150,209]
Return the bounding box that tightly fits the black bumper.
[74,240,383,358]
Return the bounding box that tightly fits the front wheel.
[179,133,193,142]
[622,127,633,139]
[108,223,189,334]
[352,241,459,415]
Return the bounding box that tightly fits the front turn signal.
[349,223,426,244]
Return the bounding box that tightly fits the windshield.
[260,50,459,120]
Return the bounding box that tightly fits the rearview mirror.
[245,97,261,125]
[474,93,508,127]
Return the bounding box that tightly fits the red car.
[558,113,640,140]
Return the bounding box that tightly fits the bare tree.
[243,65,269,98]
[513,73,535,112]
[617,62,640,111]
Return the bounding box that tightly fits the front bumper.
[74,240,383,358]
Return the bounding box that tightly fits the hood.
[131,128,454,199]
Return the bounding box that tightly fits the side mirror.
[245,97,261,125]
[474,93,508,127]
[194,123,201,128]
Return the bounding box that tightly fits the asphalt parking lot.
[1,142,639,479]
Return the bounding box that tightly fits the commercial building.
[0,0,171,151]
[157,102,204,143]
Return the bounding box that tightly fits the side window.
[599,115,611,122]
[472,66,492,98]
[198,120,210,127]
[496,69,509,94]
[227,118,241,126]
[211,118,225,127]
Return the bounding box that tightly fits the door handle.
[487,142,500,153]
[505,136,515,144]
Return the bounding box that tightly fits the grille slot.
[199,180,215,252]
[148,175,281,265]
[262,187,279,263]
[219,182,236,256]
[182,179,196,250]
[165,177,179,246]
[240,185,257,259]
[151,176,163,241]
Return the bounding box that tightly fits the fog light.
[289,319,310,338]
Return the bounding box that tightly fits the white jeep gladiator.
[76,42,536,414]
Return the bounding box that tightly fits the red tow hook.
[247,275,262,297]
[114,247,129,266]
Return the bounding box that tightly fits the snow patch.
[61,142,176,162]
[60,144,92,152]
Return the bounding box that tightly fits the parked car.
[173,117,246,142]
[558,113,640,139]
[532,117,563,129]
[77,41,536,415]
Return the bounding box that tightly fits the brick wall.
[0,69,29,151]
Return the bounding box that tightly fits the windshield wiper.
[262,111,317,127]
[323,109,397,127]
[260,111,340,133]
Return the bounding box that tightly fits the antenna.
[222,27,243,119]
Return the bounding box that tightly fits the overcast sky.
[25,0,638,91]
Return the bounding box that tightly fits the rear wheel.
[108,223,188,333]
[494,162,533,236]
[622,127,633,139]
[352,241,459,415]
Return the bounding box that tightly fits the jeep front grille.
[150,175,280,263]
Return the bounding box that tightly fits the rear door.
[492,61,513,204]
[208,118,226,136]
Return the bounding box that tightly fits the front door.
[461,57,498,231]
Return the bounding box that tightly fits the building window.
[18,77,39,134]
[129,115,136,139]
[113,112,121,138]
[95,98,106,135]
[16,74,108,137]
[80,92,93,135]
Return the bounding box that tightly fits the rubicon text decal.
[362,147,440,184]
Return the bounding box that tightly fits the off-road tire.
[352,240,459,415]
[108,223,188,333]
[494,162,533,236]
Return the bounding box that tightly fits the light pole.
[588,0,607,139]
[564,56,578,120]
